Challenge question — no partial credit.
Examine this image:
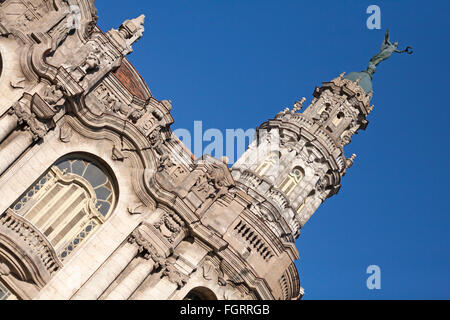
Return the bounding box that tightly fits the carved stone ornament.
[112,145,125,161]
[202,259,227,287]
[346,154,357,169]
[162,259,188,289]
[59,123,73,143]
[149,129,174,172]
[9,100,47,140]
[91,84,145,122]
[316,174,332,192]
[10,77,26,89]
[127,203,145,215]
[41,84,65,106]
[106,15,146,55]
[129,229,165,266]
[153,211,185,244]
[193,163,229,200]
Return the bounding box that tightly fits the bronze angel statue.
[367,29,413,75]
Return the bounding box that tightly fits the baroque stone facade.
[0,1,375,300]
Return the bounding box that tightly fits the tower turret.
[233,30,412,242]
[232,72,373,240]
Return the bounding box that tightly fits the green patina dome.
[344,71,373,95]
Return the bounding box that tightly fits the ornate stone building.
[0,1,376,300]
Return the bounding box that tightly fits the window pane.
[56,160,71,174]
[84,163,108,187]
[71,160,86,177]
[95,186,112,201]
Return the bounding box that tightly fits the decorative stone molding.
[10,77,26,89]
[240,170,262,189]
[279,264,301,300]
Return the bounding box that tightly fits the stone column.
[71,241,138,300]
[104,258,156,300]
[0,114,17,143]
[132,277,179,300]
[0,130,33,176]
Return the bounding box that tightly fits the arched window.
[255,153,280,176]
[10,155,117,262]
[332,112,345,127]
[279,167,304,196]
[183,287,217,300]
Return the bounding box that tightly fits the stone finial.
[346,154,357,169]
[339,72,346,79]
[292,97,306,113]
[119,14,145,43]
[368,105,374,114]
[107,14,146,55]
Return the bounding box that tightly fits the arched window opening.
[183,287,217,301]
[9,155,117,262]
[255,152,280,176]
[279,167,304,196]
[332,112,345,127]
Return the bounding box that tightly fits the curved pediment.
[112,58,152,101]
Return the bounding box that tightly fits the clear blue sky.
[96,1,450,299]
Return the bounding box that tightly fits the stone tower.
[0,1,378,300]
[232,73,372,241]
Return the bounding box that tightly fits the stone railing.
[0,209,62,275]
[290,113,314,127]
[315,127,339,152]
[267,188,288,210]
[240,170,263,189]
